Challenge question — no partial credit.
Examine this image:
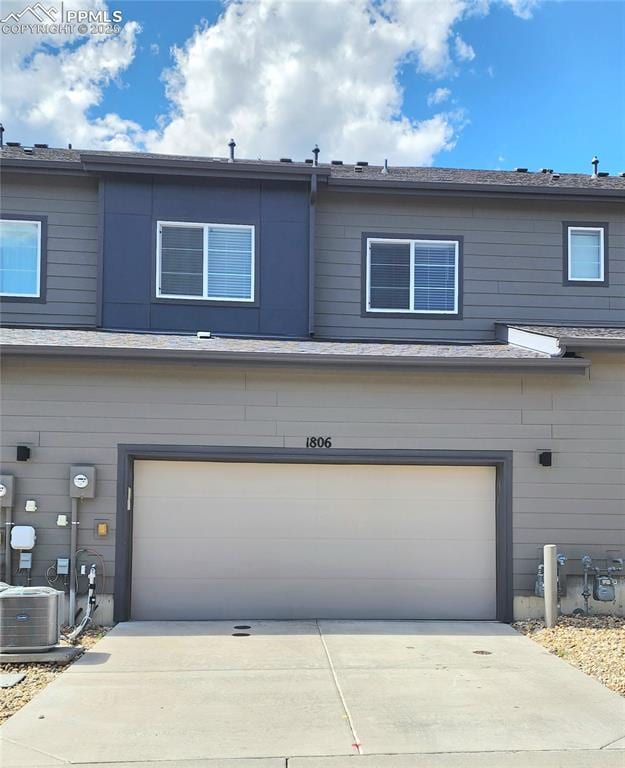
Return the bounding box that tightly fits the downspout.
[308,172,318,336]
[68,497,79,625]
[95,178,105,328]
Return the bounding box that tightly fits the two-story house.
[0,143,623,624]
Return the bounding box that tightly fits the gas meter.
[593,575,616,602]
[534,564,545,598]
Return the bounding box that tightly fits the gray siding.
[1,352,623,602]
[0,173,99,326]
[315,192,625,340]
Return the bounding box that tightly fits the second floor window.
[366,237,459,314]
[156,221,255,302]
[567,226,605,282]
[0,218,42,298]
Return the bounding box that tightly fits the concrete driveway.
[2,621,624,768]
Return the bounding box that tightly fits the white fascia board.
[506,328,563,356]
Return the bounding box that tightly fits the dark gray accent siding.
[0,173,99,326]
[315,193,625,341]
[101,177,310,336]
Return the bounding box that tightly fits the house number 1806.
[306,437,333,448]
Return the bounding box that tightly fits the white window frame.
[365,237,459,314]
[156,220,255,302]
[0,218,42,298]
[567,225,605,282]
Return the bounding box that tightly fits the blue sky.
[3,0,625,172]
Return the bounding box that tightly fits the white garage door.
[131,461,497,620]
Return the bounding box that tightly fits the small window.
[156,221,254,302]
[566,225,606,283]
[0,218,42,297]
[366,237,459,314]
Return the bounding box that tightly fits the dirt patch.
[0,625,111,725]
[514,614,625,697]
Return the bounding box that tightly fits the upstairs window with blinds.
[567,226,605,283]
[157,222,255,301]
[366,237,459,314]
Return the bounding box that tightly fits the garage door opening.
[129,460,497,621]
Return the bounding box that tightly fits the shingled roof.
[2,144,625,195]
[0,327,590,372]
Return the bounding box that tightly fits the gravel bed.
[513,614,625,696]
[0,626,111,725]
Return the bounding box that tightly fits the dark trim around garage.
[114,445,513,624]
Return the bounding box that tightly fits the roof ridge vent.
[34,143,48,149]
[515,167,528,173]
[597,171,609,177]
[196,331,212,339]
[6,141,20,147]
[279,157,292,163]
[331,160,343,165]
[356,160,368,166]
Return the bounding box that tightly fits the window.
[0,218,42,298]
[156,221,255,301]
[366,237,460,314]
[566,225,606,283]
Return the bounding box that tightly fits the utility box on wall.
[69,466,96,499]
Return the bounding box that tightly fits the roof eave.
[80,154,331,181]
[560,338,625,349]
[0,158,86,175]
[0,344,590,373]
[328,177,625,200]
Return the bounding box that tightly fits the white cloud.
[504,0,540,19]
[454,35,475,62]
[149,0,484,165]
[427,87,452,106]
[150,42,160,55]
[0,0,153,149]
[1,0,540,163]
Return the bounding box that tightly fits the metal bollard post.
[543,544,558,628]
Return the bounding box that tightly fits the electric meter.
[0,475,14,507]
[73,474,89,489]
[69,466,96,498]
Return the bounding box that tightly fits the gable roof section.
[2,145,624,198]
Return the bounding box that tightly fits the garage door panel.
[131,576,496,621]
[134,497,494,541]
[136,463,494,501]
[131,536,495,581]
[131,461,497,620]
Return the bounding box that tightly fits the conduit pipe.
[3,504,12,584]
[68,497,79,625]
[543,544,558,628]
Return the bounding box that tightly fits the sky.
[1,0,624,173]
